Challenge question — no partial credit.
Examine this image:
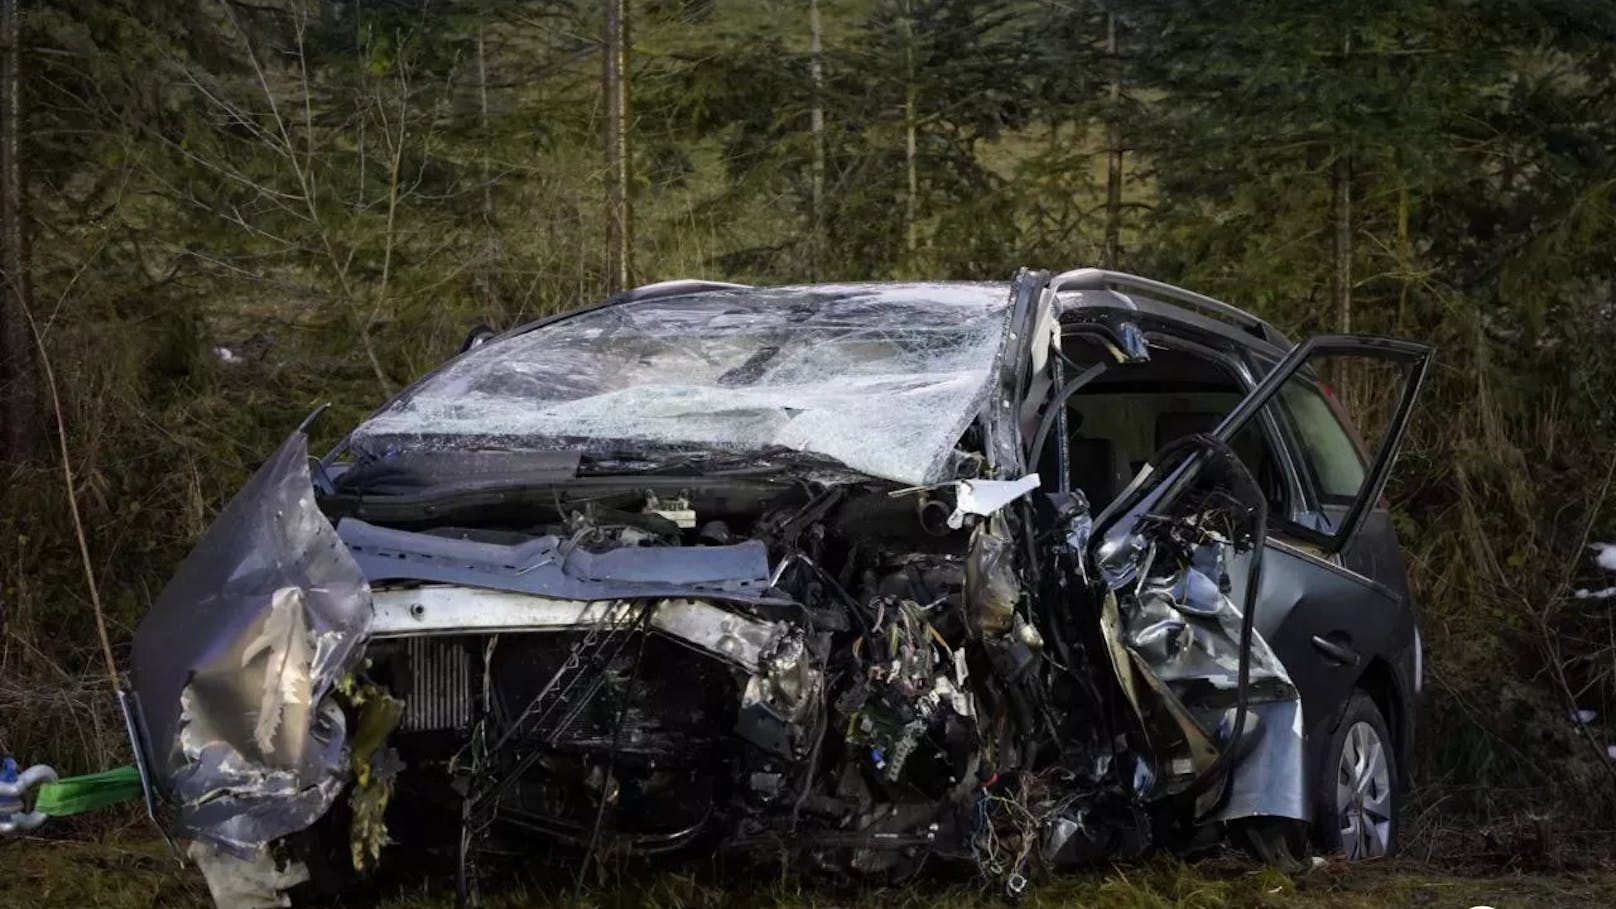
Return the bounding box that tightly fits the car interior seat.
[1068,436,1135,511]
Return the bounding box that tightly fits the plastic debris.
[949,473,1041,529]
[1575,544,1616,599]
[31,765,143,817]
[1590,542,1616,572]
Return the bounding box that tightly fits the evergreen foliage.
[3,0,1616,856]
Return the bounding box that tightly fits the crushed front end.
[126,278,1309,907]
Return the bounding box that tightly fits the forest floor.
[2,835,1614,909]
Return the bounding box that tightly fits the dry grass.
[2,836,1614,909]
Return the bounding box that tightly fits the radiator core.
[401,637,472,732]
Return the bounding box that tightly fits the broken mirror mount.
[460,323,496,353]
[1116,321,1150,362]
[1054,318,1151,369]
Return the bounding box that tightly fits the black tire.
[1314,691,1399,860]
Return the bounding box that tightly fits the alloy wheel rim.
[1336,720,1392,859]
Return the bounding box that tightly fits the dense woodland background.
[1,0,1615,863]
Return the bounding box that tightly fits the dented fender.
[130,432,372,855]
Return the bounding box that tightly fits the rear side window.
[1278,381,1365,502]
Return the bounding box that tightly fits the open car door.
[1082,333,1431,829]
[1211,335,1432,554]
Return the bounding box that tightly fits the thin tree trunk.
[809,0,825,281]
[603,0,631,293]
[1395,175,1410,335]
[476,25,499,311]
[1104,10,1122,268]
[355,1,365,205]
[1332,29,1353,337]
[1332,150,1353,335]
[901,0,917,272]
[0,0,35,463]
[477,26,492,223]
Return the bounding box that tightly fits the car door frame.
[1207,335,1432,555]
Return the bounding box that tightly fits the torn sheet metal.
[1090,475,1304,818]
[1211,699,1307,823]
[338,518,777,603]
[1123,545,1293,694]
[1119,543,1304,819]
[130,432,372,854]
[965,518,1020,635]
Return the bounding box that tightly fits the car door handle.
[1311,634,1361,668]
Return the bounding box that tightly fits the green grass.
[2,837,1613,909]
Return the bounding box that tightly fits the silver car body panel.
[370,586,786,674]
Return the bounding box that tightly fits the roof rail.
[621,279,751,301]
[1047,268,1286,344]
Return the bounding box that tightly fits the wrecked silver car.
[127,269,1431,907]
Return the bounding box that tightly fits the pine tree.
[0,0,32,463]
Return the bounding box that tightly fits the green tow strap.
[31,765,144,817]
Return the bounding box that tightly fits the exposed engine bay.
[330,449,1296,888]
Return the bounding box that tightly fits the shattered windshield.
[350,283,1013,486]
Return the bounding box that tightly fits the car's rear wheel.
[1316,691,1398,860]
